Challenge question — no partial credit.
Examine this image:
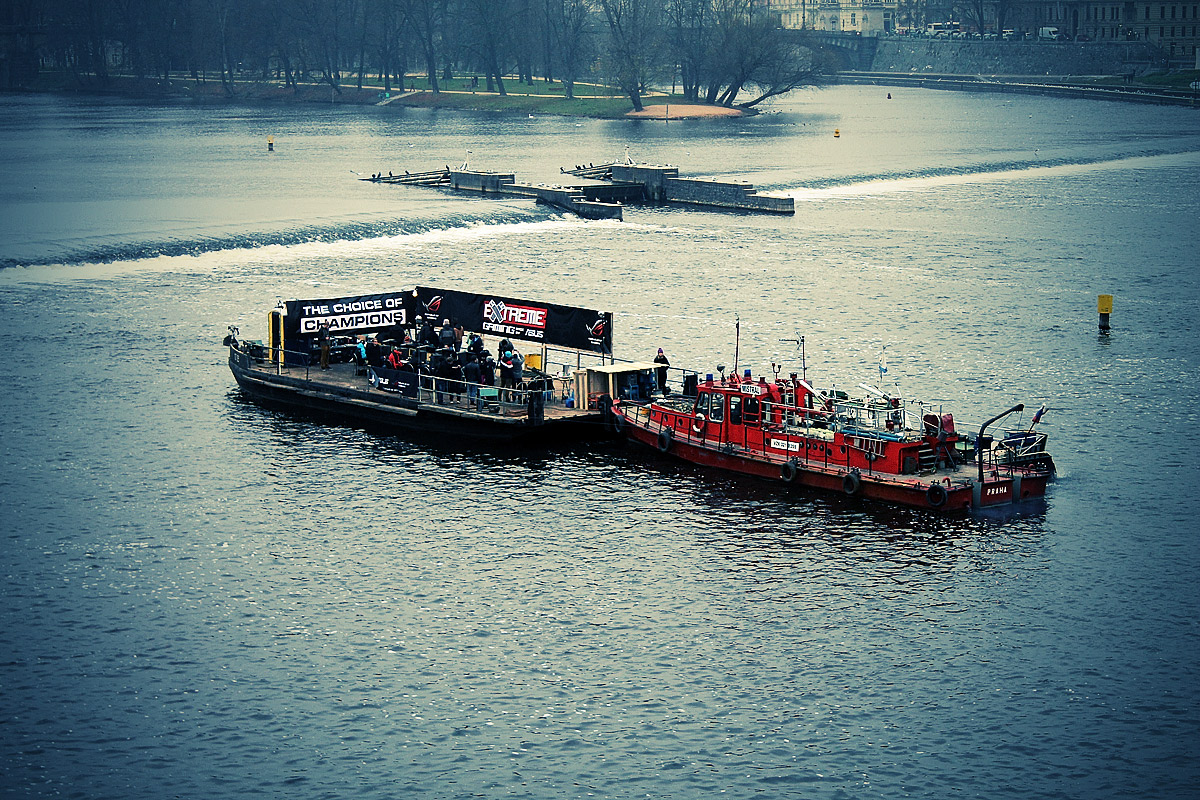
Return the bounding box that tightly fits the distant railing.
[229,341,313,380]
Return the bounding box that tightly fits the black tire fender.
[843,470,862,495]
[926,483,948,508]
[656,428,672,453]
[780,459,799,483]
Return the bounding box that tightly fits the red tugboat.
[609,364,1054,512]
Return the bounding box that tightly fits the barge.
[226,287,656,443]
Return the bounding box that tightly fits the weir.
[363,161,795,219]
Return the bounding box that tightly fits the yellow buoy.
[834,128,840,138]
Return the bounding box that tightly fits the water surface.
[1,87,1198,799]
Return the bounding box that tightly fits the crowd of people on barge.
[307,314,675,413]
[316,314,538,408]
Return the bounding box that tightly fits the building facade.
[1030,2,1198,61]
[773,0,1196,63]
[773,0,898,35]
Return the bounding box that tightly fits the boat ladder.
[917,442,938,473]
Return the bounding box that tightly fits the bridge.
[787,30,880,71]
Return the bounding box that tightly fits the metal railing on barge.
[229,340,578,424]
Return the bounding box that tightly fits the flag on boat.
[878,351,888,377]
[1032,404,1048,425]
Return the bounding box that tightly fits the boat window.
[743,397,760,426]
[729,395,743,425]
[709,393,724,422]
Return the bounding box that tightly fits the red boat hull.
[616,407,1049,513]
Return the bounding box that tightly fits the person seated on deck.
[386,347,405,371]
[365,335,383,367]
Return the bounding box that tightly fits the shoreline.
[838,71,1200,107]
[5,74,748,119]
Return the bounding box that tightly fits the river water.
[1,88,1198,799]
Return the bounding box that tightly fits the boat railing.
[408,371,558,421]
[230,341,316,379]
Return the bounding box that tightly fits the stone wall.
[869,39,1162,76]
[662,178,795,213]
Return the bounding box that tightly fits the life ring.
[780,459,799,483]
[691,413,706,434]
[926,483,948,508]
[842,470,861,495]
[656,429,673,453]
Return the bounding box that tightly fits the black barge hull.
[228,347,605,443]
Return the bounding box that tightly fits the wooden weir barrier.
[362,161,795,219]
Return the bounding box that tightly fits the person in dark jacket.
[654,348,670,394]
[419,318,438,349]
[463,354,482,407]
[480,353,495,387]
[432,347,455,403]
[449,352,465,402]
[365,336,383,367]
[438,319,455,349]
[317,323,331,370]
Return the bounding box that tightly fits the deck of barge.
[228,347,608,441]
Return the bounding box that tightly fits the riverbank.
[838,71,1200,107]
[10,71,746,119]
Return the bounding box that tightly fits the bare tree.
[462,0,515,95]
[666,0,716,102]
[713,6,826,107]
[597,0,664,112]
[545,0,593,98]
[401,0,445,92]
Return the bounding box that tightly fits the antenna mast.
[778,333,806,383]
[733,315,740,374]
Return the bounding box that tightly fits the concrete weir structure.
[366,162,795,218]
[608,164,795,214]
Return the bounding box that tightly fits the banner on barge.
[414,286,613,354]
[279,287,613,356]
